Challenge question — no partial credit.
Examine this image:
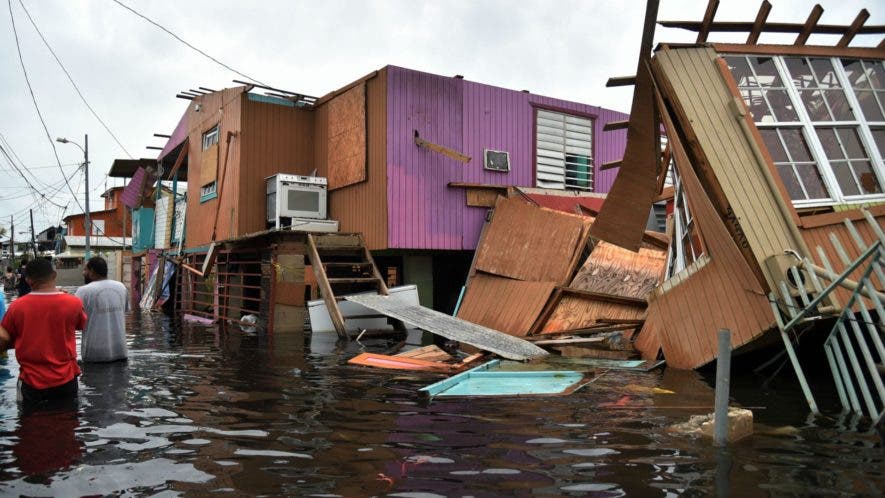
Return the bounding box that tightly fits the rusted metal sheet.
[524,193,605,215]
[456,273,556,336]
[570,242,667,300]
[323,83,366,190]
[344,293,549,361]
[474,197,587,285]
[321,69,388,250]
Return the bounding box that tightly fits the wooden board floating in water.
[344,294,549,361]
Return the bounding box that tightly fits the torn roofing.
[525,193,605,215]
[158,109,188,161]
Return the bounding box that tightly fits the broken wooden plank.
[606,76,636,87]
[348,353,464,373]
[396,345,454,362]
[603,120,630,132]
[307,234,347,339]
[344,293,549,361]
[414,130,471,163]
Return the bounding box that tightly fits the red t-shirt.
[1,291,86,389]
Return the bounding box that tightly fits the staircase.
[306,233,392,339]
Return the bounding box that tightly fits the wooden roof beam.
[600,159,623,171]
[606,75,636,87]
[603,120,630,131]
[696,0,720,43]
[796,5,824,46]
[747,1,772,44]
[838,9,870,48]
[659,19,884,36]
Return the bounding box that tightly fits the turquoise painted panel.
[247,93,295,107]
[420,360,584,397]
[132,207,155,252]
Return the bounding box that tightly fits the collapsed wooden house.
[586,0,884,417]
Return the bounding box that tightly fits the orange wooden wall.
[315,69,389,250]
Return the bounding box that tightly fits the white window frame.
[728,55,885,208]
[202,125,219,150]
[535,109,594,191]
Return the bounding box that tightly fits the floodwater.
[0,309,882,497]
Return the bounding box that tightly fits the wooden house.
[62,186,131,255]
[590,1,885,375]
[153,66,630,312]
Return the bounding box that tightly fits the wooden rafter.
[606,75,637,87]
[600,159,623,171]
[659,15,884,36]
[603,120,630,132]
[696,0,720,43]
[747,1,772,44]
[838,9,870,48]
[796,5,824,46]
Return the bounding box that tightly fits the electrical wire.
[17,0,133,159]
[110,0,269,87]
[7,0,86,216]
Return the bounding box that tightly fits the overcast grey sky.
[1,0,882,233]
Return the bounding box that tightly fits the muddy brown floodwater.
[0,309,882,496]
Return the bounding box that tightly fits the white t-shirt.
[76,279,130,362]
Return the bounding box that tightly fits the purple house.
[316,65,629,311]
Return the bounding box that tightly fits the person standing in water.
[76,256,129,363]
[0,258,86,405]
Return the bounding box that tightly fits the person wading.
[76,256,129,363]
[0,258,86,405]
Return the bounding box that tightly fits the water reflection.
[0,314,881,496]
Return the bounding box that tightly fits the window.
[92,220,105,236]
[535,109,593,191]
[202,125,219,150]
[665,164,706,279]
[725,55,885,206]
[200,182,217,202]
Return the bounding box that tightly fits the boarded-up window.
[535,109,593,191]
[200,124,220,188]
[324,84,366,190]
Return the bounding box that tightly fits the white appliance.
[266,174,328,229]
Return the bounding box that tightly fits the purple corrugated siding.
[121,167,147,209]
[387,66,465,250]
[387,66,628,250]
[158,110,188,161]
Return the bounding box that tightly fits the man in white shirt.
[76,257,129,363]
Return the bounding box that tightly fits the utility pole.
[29,209,37,259]
[84,134,91,260]
[9,215,13,264]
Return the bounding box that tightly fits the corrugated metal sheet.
[474,197,587,285]
[121,167,148,209]
[641,100,775,368]
[321,69,389,250]
[387,66,629,250]
[654,47,809,291]
[456,273,556,336]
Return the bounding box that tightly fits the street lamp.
[56,134,90,259]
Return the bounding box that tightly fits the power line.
[110,0,270,87]
[0,143,67,209]
[17,0,133,159]
[7,0,86,216]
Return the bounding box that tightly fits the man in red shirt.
[0,258,86,404]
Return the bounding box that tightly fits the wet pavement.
[0,308,882,496]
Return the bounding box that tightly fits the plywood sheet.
[474,197,586,284]
[540,294,647,334]
[570,242,667,300]
[344,293,548,360]
[325,83,366,190]
[456,273,556,336]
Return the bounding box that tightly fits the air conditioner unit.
[484,149,510,172]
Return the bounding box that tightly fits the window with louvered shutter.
[535,109,593,191]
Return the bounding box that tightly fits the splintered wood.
[457,195,668,342]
